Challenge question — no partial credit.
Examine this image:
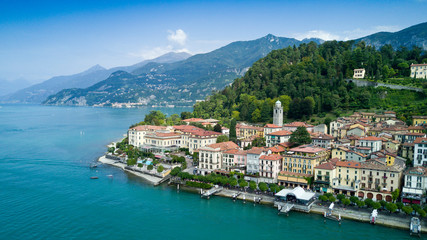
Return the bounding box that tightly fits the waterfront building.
[140,132,182,153]
[222,149,247,172]
[265,130,292,147]
[279,145,329,188]
[410,63,427,79]
[314,158,338,193]
[333,161,361,196]
[246,147,266,175]
[259,154,282,183]
[414,138,427,167]
[128,125,169,147]
[402,166,427,204]
[273,100,283,127]
[353,68,366,78]
[358,159,403,202]
[198,141,239,175]
[412,116,427,126]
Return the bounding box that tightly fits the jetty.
[232,192,241,201]
[201,186,223,199]
[278,203,294,215]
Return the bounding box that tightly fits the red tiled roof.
[289,144,326,154]
[268,130,292,136]
[336,161,361,168]
[130,125,167,131]
[283,122,313,128]
[360,136,382,141]
[315,161,336,170]
[246,147,265,155]
[411,64,427,67]
[414,138,427,144]
[279,142,295,148]
[267,145,285,153]
[183,118,204,122]
[264,124,281,128]
[260,154,282,161]
[206,141,239,151]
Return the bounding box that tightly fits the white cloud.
[294,30,340,41]
[129,29,191,60]
[167,29,187,46]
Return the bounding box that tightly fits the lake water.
[0,104,412,239]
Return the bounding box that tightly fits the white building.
[264,124,282,136]
[414,138,427,167]
[356,136,382,153]
[265,130,292,147]
[128,125,170,147]
[141,132,182,152]
[402,166,427,204]
[198,141,239,175]
[353,68,365,79]
[259,154,282,183]
[246,147,266,175]
[410,63,427,79]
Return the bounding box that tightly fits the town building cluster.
[127,101,427,204]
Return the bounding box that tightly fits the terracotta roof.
[412,116,427,119]
[411,64,427,67]
[315,161,336,170]
[130,125,167,131]
[246,147,265,155]
[283,122,314,128]
[404,132,426,136]
[414,138,427,144]
[147,132,181,138]
[289,144,326,154]
[260,154,282,161]
[279,142,295,148]
[173,125,204,132]
[361,160,400,172]
[183,118,204,122]
[205,141,239,151]
[336,161,361,168]
[360,136,382,141]
[236,124,263,131]
[384,111,396,114]
[268,130,292,136]
[408,126,426,130]
[267,145,285,153]
[264,124,282,128]
[223,149,247,155]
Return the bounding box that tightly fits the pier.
[278,203,294,215]
[201,186,223,199]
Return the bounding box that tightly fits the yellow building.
[280,145,329,188]
[412,116,427,126]
[236,124,264,139]
[332,147,348,160]
[333,161,361,196]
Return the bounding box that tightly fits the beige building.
[314,158,338,193]
[410,63,427,79]
[353,68,365,78]
[236,124,264,139]
[173,125,221,153]
[128,125,169,147]
[333,161,361,196]
[358,159,403,202]
[198,141,239,175]
[141,132,182,152]
[265,130,292,147]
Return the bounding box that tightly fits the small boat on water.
[107,174,113,178]
[90,164,98,168]
[90,176,99,179]
[410,217,421,237]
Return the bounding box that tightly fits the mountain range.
[4,21,427,106]
[43,35,323,106]
[0,52,191,103]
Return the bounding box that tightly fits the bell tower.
[273,100,283,127]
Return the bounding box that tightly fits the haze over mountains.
[1,52,191,103]
[4,22,427,106]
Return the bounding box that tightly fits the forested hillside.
[193,41,427,123]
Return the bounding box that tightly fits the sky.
[0,0,426,83]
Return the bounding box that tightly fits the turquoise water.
[0,105,412,239]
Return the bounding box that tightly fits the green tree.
[216,135,229,143]
[379,200,387,208]
[364,198,374,207]
[396,202,404,210]
[144,110,166,125]
[180,111,192,120]
[391,189,400,202]
[289,126,312,146]
[319,195,328,202]
[337,194,345,203]
[417,209,426,218]
[229,118,237,142]
[251,108,261,122]
[258,182,268,192]
[157,165,164,173]
[251,137,266,147]
[213,124,222,133]
[372,202,381,209]
[350,196,359,205]
[329,196,336,203]
[170,167,182,176]
[402,206,413,215]
[230,178,238,187]
[386,203,398,213]
[239,179,248,188]
[357,200,365,208]
[342,198,351,206]
[147,165,154,170]
[249,181,257,190]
